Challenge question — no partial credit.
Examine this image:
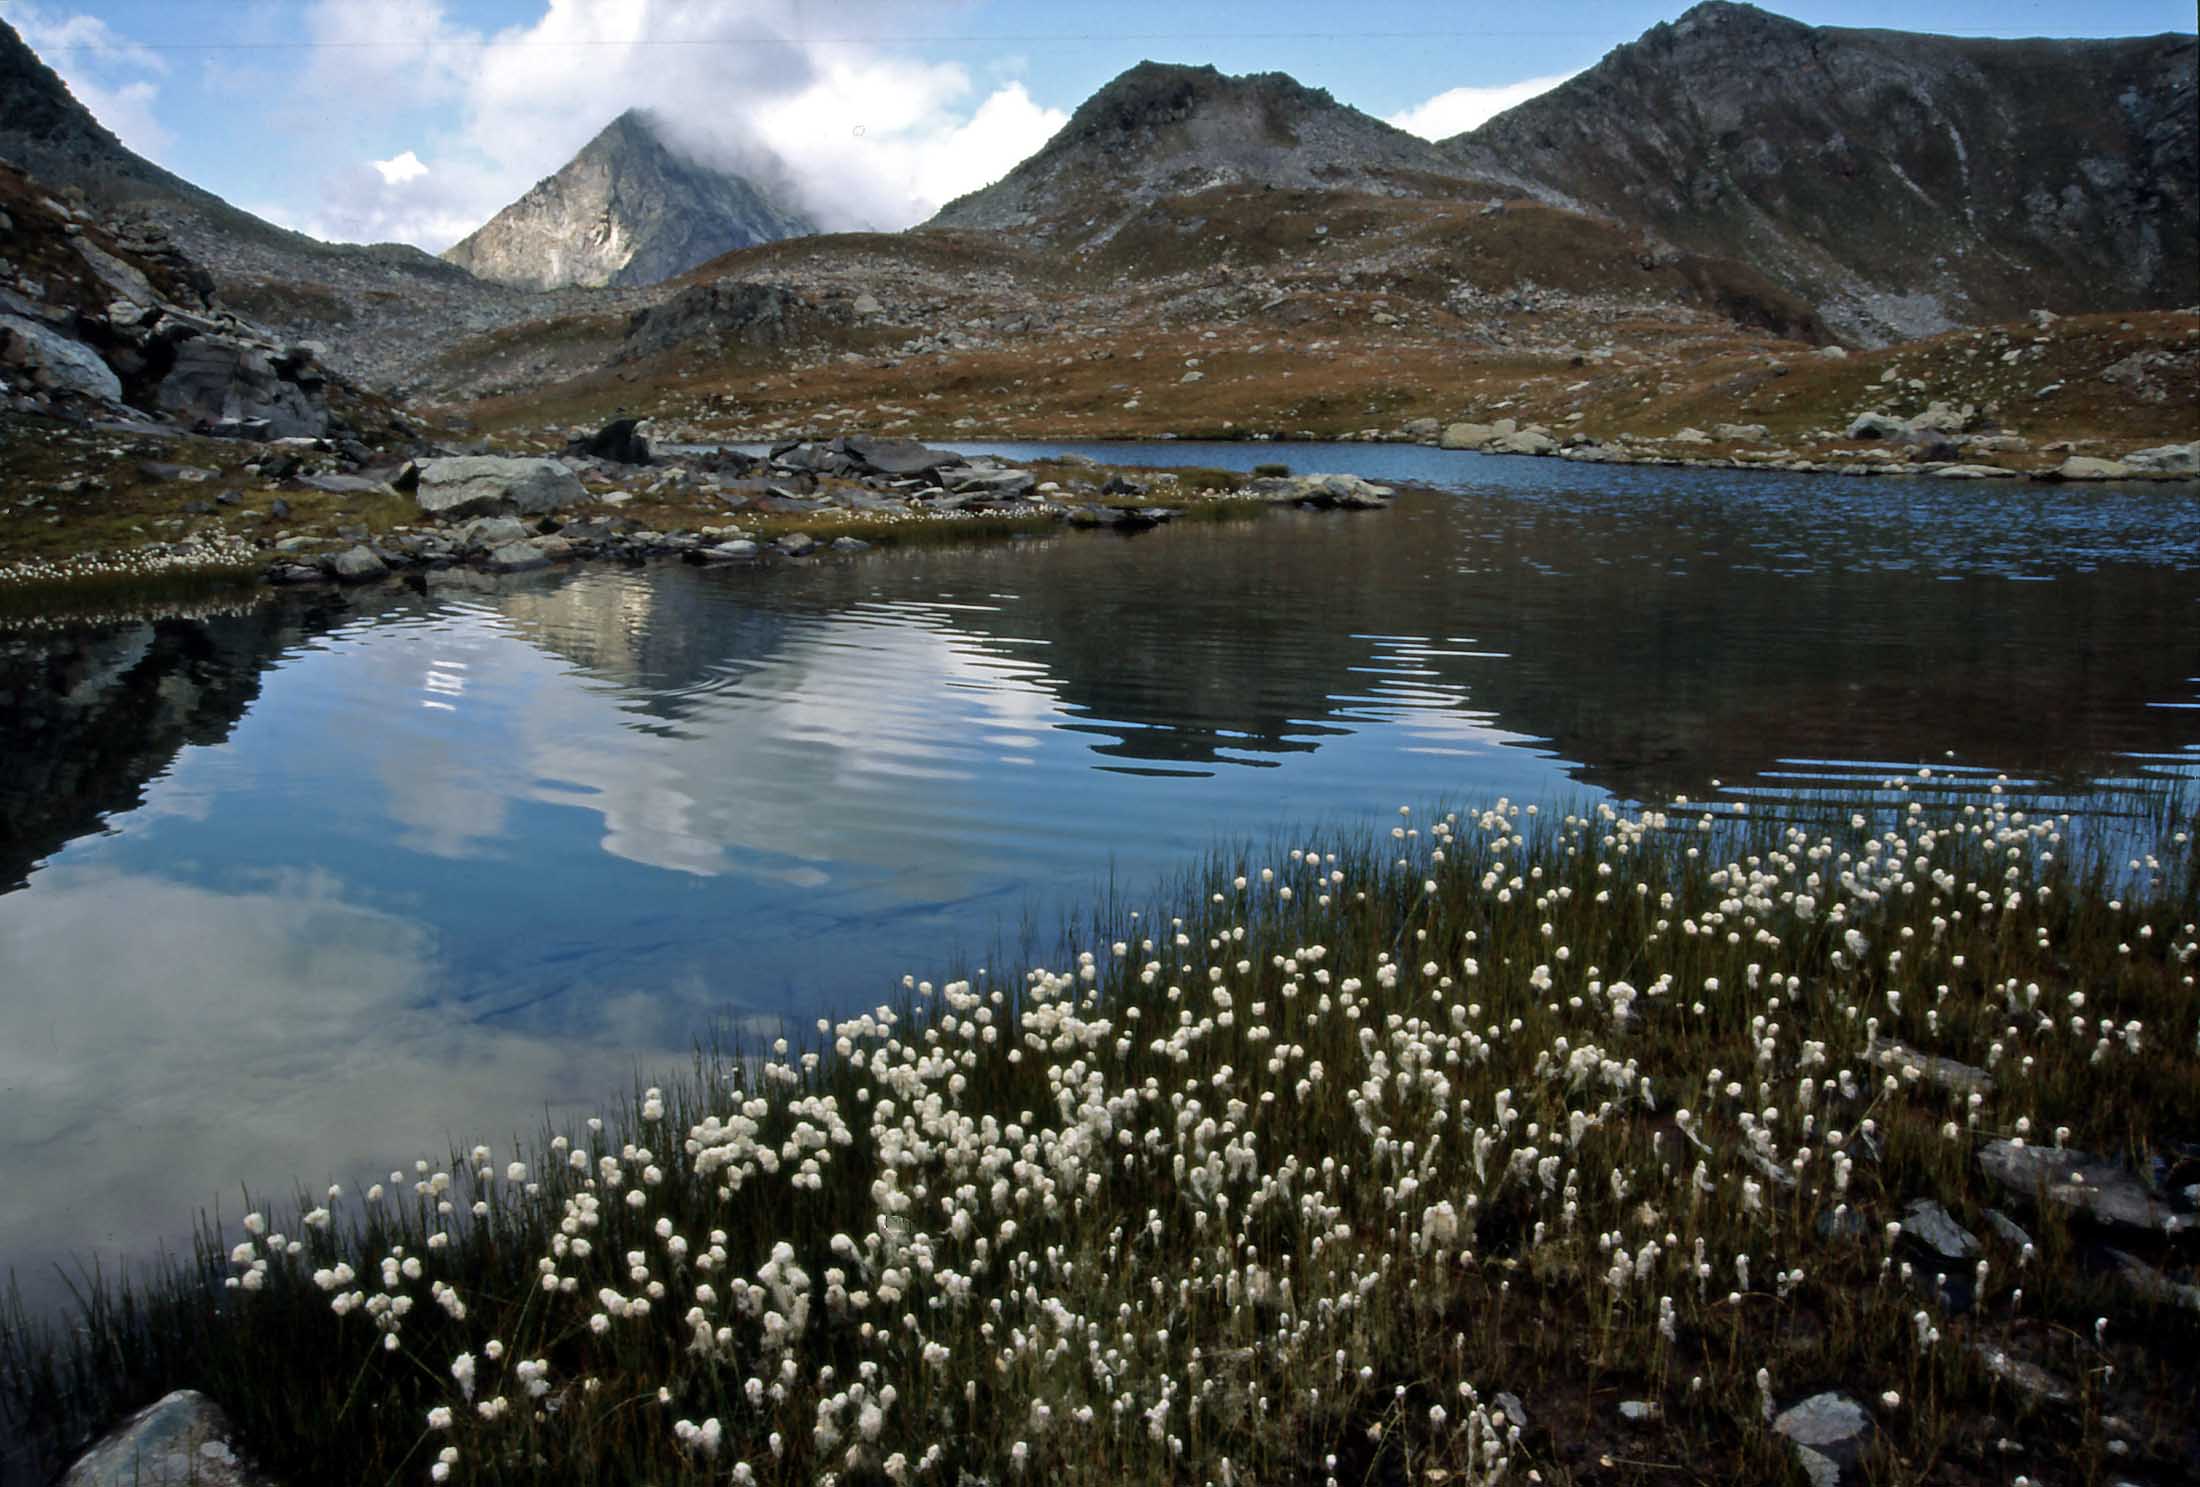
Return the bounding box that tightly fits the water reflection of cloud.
[0,866,684,1310]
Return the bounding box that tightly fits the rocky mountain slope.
[928,61,1487,245]
[1440,1,2199,344]
[442,110,815,291]
[0,17,535,389]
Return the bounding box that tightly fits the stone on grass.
[1970,1344,2074,1404]
[1900,1199,1981,1262]
[1869,1038,1994,1096]
[1772,1393,1872,1487]
[415,456,585,520]
[1978,1140,2187,1235]
[64,1389,269,1487]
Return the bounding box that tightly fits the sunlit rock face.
[441,110,816,291]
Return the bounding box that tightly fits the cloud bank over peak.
[292,0,1070,250]
[1386,71,1578,140]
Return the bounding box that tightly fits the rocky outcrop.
[62,1390,270,1487]
[443,110,815,291]
[1438,2,2199,344]
[1,310,122,400]
[153,338,327,438]
[413,456,588,519]
[928,61,1487,242]
[619,281,838,361]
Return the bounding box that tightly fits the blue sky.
[6,1,2193,249]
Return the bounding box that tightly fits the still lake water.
[2,441,2195,1312]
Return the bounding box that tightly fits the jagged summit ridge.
[441,110,817,291]
[1439,1,2199,343]
[927,61,1484,235]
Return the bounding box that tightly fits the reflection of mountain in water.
[0,597,352,889]
[499,502,2200,798]
[5,483,2194,896]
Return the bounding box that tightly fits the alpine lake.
[2,440,2194,1315]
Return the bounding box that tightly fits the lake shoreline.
[8,794,2196,1487]
[5,420,2193,613]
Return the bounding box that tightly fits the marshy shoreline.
[5,787,2196,1486]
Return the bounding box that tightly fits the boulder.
[1771,1393,1873,1487]
[155,338,327,438]
[1904,401,1977,435]
[842,436,963,478]
[455,515,533,550]
[2121,441,2199,474]
[1714,422,1770,442]
[1900,1199,1981,1263]
[327,545,388,583]
[1272,474,1393,509]
[0,312,122,401]
[63,1389,269,1487]
[691,539,760,562]
[1490,430,1557,456]
[2052,456,2135,481]
[1933,464,2018,479]
[952,468,1038,499]
[1978,1140,2187,1235]
[1845,411,1905,441]
[566,417,652,465]
[1440,418,1515,450]
[483,539,551,573]
[415,457,586,520]
[776,532,819,557]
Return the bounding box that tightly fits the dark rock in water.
[1771,1393,1873,1487]
[484,539,550,573]
[266,563,322,585]
[776,532,818,557]
[327,545,387,583]
[63,1388,270,1486]
[567,416,653,465]
[829,536,871,552]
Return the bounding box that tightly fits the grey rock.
[953,468,1039,498]
[0,312,122,400]
[455,515,532,549]
[843,435,964,477]
[1845,412,1905,440]
[1261,473,1393,509]
[2121,440,2199,474]
[567,416,652,465]
[776,532,819,556]
[1970,1343,2074,1404]
[1977,1141,2188,1236]
[1772,1393,1872,1487]
[829,536,871,551]
[1617,1399,1661,1425]
[2052,456,2134,481]
[696,539,760,561]
[1934,463,2018,479]
[416,457,585,519]
[294,474,388,496]
[2104,1248,2200,1311]
[442,110,815,291]
[1983,1209,2033,1249]
[484,540,551,573]
[155,339,327,438]
[63,1389,270,1487]
[1493,1391,1528,1430]
[1440,418,1515,450]
[1900,1196,1988,1267]
[1490,430,1558,456]
[328,545,387,583]
[1868,1038,1994,1096]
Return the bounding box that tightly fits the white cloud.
[286,0,1067,248]
[1385,71,1578,141]
[2,1,176,160]
[372,149,431,185]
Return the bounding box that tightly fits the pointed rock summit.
[442,111,816,290]
[927,61,1480,236]
[1438,1,2199,342]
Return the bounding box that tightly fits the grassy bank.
[5,787,2196,1484]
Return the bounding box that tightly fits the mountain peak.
[928,60,1477,236]
[442,112,816,291]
